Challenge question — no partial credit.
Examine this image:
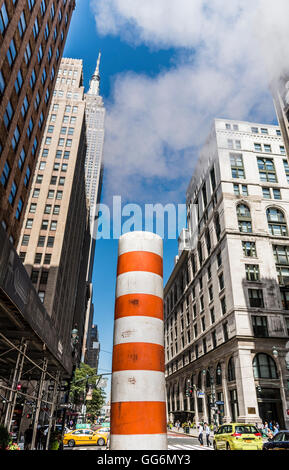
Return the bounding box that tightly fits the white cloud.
[90,0,289,203]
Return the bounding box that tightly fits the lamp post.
[202,366,221,427]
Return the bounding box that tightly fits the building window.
[22,234,30,246]
[257,158,277,183]
[267,208,288,237]
[47,236,54,247]
[40,270,49,284]
[230,153,245,179]
[219,273,224,291]
[252,316,269,337]
[50,220,57,231]
[37,236,45,247]
[242,241,257,257]
[273,245,289,265]
[26,219,33,229]
[44,253,51,264]
[253,353,277,379]
[228,357,235,382]
[15,198,23,220]
[223,322,229,341]
[29,203,37,213]
[8,181,17,205]
[7,39,17,66]
[31,270,39,284]
[276,266,289,286]
[19,252,26,263]
[44,204,51,214]
[283,160,289,184]
[41,220,48,230]
[0,161,10,188]
[245,264,260,281]
[248,288,264,308]
[220,296,226,315]
[210,307,215,324]
[237,204,252,233]
[34,253,42,264]
[0,2,9,35]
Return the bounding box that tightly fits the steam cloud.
[90,0,289,203]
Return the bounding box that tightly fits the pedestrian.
[24,424,33,450]
[198,423,204,446]
[204,423,211,447]
[36,425,43,450]
[273,425,279,436]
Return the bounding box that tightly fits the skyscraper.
[81,54,106,365]
[272,75,289,158]
[0,0,75,246]
[17,58,91,360]
[165,119,289,429]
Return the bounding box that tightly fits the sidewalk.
[168,427,199,438]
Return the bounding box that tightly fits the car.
[63,428,108,447]
[96,427,110,434]
[263,431,289,450]
[213,423,263,450]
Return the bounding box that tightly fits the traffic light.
[185,388,193,397]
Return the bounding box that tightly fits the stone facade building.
[165,119,289,428]
[17,58,91,360]
[0,0,75,246]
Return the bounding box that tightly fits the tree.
[86,388,106,423]
[69,363,106,422]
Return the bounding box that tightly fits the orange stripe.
[111,402,167,435]
[112,343,165,372]
[117,251,163,276]
[115,294,163,320]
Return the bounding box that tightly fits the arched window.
[216,363,222,385]
[237,204,252,233]
[266,208,288,237]
[228,357,236,382]
[253,353,278,379]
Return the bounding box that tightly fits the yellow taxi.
[213,423,263,450]
[63,428,108,447]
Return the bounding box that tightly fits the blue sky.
[64,0,182,379]
[63,0,289,387]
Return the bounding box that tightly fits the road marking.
[168,444,213,451]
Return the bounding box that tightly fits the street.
[63,433,213,451]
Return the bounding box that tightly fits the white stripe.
[111,370,166,403]
[119,232,163,258]
[116,271,163,299]
[110,434,167,450]
[114,316,164,346]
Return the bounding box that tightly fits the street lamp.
[272,346,278,359]
[71,325,79,357]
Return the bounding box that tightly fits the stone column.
[221,361,232,423]
[235,347,261,424]
[202,372,209,422]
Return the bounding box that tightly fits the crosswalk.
[168,444,213,451]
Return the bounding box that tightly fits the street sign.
[216,401,224,405]
[197,391,204,398]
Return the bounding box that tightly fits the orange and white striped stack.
[110,231,167,450]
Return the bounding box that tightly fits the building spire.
[88,52,101,95]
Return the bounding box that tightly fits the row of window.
[231,154,289,183]
[225,122,281,137]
